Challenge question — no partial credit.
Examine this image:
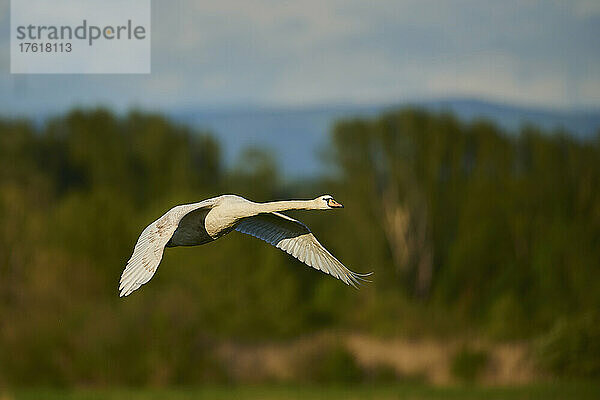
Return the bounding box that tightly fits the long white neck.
[253,199,320,214]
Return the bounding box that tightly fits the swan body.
[118,194,369,297]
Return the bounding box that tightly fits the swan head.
[316,194,344,209]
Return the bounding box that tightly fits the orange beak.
[328,199,344,208]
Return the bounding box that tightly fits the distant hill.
[171,98,600,178]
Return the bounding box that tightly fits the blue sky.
[1,0,599,116]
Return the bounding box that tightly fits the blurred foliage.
[450,347,489,382]
[6,382,600,400]
[0,108,599,385]
[535,312,600,378]
[300,345,363,383]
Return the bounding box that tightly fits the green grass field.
[8,382,600,400]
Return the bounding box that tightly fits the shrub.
[303,345,364,383]
[535,313,600,378]
[451,347,489,382]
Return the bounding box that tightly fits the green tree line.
[0,108,598,385]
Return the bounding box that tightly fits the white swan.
[118,194,370,297]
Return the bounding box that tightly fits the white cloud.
[0,0,7,17]
[570,0,600,18]
[577,76,600,106]
[425,52,572,107]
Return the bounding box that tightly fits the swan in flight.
[119,194,370,297]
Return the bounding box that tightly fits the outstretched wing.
[235,212,370,287]
[119,200,214,297]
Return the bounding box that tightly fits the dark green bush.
[367,364,399,383]
[535,313,600,378]
[303,345,364,383]
[451,347,489,382]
